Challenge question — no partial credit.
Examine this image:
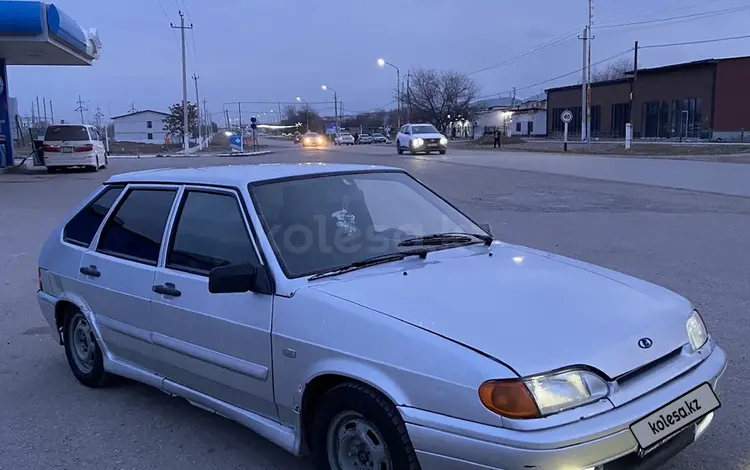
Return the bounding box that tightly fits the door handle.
[153,282,181,297]
[79,265,101,277]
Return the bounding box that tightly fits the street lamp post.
[321,84,339,134]
[377,58,400,129]
[296,97,309,131]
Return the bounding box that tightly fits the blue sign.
[325,123,338,135]
[229,133,242,152]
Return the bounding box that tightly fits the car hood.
[310,243,691,379]
[414,133,444,139]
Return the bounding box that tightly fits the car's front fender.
[271,287,517,429]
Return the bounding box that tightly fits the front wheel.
[396,141,403,155]
[312,383,421,470]
[439,149,447,155]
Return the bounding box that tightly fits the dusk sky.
[8,0,750,124]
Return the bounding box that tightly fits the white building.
[112,110,171,143]
[473,94,548,137]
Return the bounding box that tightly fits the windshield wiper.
[308,249,428,281]
[398,232,493,247]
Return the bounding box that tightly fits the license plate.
[630,383,720,450]
[62,146,74,153]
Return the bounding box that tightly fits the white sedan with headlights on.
[396,123,448,155]
[37,164,726,470]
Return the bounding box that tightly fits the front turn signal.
[479,379,540,419]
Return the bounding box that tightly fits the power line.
[469,29,581,75]
[598,4,750,29]
[155,0,179,43]
[641,33,750,49]
[477,48,634,99]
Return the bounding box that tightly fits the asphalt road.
[1,141,748,469]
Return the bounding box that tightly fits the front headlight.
[440,136,448,145]
[479,369,609,419]
[687,310,708,351]
[413,138,424,147]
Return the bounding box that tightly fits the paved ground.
[1,141,748,469]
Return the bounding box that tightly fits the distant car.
[357,134,373,144]
[335,133,355,145]
[42,124,108,173]
[302,132,325,147]
[396,123,448,155]
[371,133,389,144]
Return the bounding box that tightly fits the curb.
[215,150,274,157]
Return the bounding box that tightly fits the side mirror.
[208,263,257,294]
[479,223,492,236]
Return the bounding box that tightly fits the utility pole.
[171,11,193,155]
[277,102,282,124]
[237,102,242,131]
[627,40,638,149]
[512,87,517,107]
[586,0,594,145]
[36,97,41,124]
[192,74,201,148]
[94,105,104,128]
[75,95,87,124]
[406,71,411,123]
[128,102,137,113]
[225,108,230,130]
[31,100,36,127]
[50,100,54,124]
[202,98,208,138]
[43,97,48,124]
[580,26,588,141]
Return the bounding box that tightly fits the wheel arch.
[299,363,410,452]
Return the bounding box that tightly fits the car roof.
[106,163,399,186]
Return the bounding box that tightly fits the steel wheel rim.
[71,314,96,374]
[327,411,391,470]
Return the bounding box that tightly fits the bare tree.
[590,57,634,83]
[407,68,480,131]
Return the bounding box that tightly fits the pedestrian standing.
[493,128,500,148]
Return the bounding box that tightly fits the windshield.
[45,125,90,141]
[372,134,383,137]
[412,125,439,135]
[251,171,486,278]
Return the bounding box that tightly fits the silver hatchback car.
[37,164,726,470]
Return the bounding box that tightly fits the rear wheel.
[63,309,110,388]
[46,166,58,174]
[312,383,420,470]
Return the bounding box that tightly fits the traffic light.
[250,116,257,130]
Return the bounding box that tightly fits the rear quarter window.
[45,126,90,141]
[63,185,124,247]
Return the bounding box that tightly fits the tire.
[311,382,420,470]
[46,166,58,174]
[439,150,446,155]
[100,154,108,169]
[63,309,110,388]
[396,142,403,155]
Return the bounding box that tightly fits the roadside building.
[111,110,171,143]
[473,97,519,137]
[546,55,750,141]
[509,94,547,137]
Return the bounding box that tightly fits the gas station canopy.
[0,1,101,66]
[0,1,102,168]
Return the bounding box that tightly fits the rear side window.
[63,186,124,247]
[45,126,90,141]
[167,191,259,275]
[97,189,177,265]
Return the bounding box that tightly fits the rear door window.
[63,185,124,247]
[97,188,178,265]
[44,126,91,141]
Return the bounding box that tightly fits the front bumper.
[402,345,727,470]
